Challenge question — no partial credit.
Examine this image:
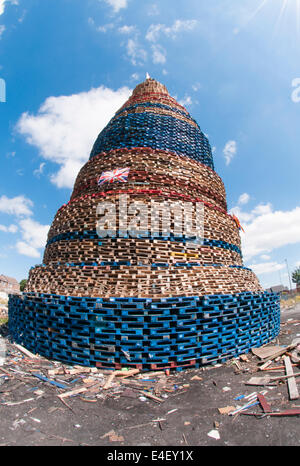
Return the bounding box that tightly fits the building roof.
[0,274,19,286]
[266,285,288,293]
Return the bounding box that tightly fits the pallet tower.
[8,77,280,370]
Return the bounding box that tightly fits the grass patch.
[0,317,8,326]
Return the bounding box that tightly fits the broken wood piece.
[286,351,300,364]
[103,369,140,390]
[48,367,65,376]
[141,391,163,403]
[245,376,277,386]
[246,371,300,386]
[218,406,235,415]
[32,372,69,389]
[58,386,87,399]
[67,367,92,375]
[191,375,202,381]
[254,344,297,362]
[239,354,249,362]
[259,360,273,371]
[14,343,39,359]
[242,408,300,417]
[257,393,272,413]
[103,373,117,390]
[0,366,14,377]
[283,356,299,400]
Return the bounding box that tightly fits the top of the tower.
[131,75,170,99]
[89,77,214,170]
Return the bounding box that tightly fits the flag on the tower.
[98,168,130,184]
[232,214,245,233]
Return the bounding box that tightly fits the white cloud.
[103,0,128,13]
[260,254,271,261]
[16,85,132,189]
[178,95,192,107]
[0,0,18,16]
[192,83,201,92]
[0,193,49,258]
[0,223,17,233]
[33,162,45,178]
[151,44,166,64]
[223,140,237,165]
[146,19,198,42]
[118,25,135,34]
[16,241,40,258]
[238,193,250,205]
[0,195,33,217]
[96,23,114,33]
[0,24,5,38]
[131,72,140,81]
[16,218,49,258]
[249,261,286,276]
[126,37,147,66]
[230,202,300,261]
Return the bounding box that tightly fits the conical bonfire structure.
[9,77,280,370]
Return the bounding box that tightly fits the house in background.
[265,285,289,295]
[0,275,20,295]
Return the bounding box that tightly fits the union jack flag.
[232,214,245,233]
[98,167,130,185]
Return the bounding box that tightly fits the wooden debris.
[240,354,249,362]
[100,430,124,442]
[283,356,299,400]
[191,375,202,381]
[103,369,140,390]
[32,372,69,390]
[58,386,87,399]
[252,344,296,362]
[257,393,272,413]
[14,344,39,359]
[259,360,273,371]
[246,371,300,386]
[141,391,163,403]
[218,406,235,415]
[48,367,65,376]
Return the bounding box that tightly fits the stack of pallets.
[8,77,280,370]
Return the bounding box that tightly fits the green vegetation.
[0,317,8,326]
[19,279,27,292]
[292,267,300,287]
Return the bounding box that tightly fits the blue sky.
[0,0,299,289]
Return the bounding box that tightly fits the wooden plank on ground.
[283,356,299,400]
[253,344,297,363]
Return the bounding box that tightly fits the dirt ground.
[0,304,300,448]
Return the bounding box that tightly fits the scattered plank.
[0,367,14,377]
[58,386,87,399]
[246,371,300,386]
[257,393,272,413]
[259,360,273,371]
[259,344,296,362]
[103,369,140,390]
[218,406,235,415]
[32,372,69,390]
[141,391,163,403]
[245,376,277,386]
[252,346,285,360]
[14,343,39,359]
[2,398,35,406]
[283,356,299,400]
